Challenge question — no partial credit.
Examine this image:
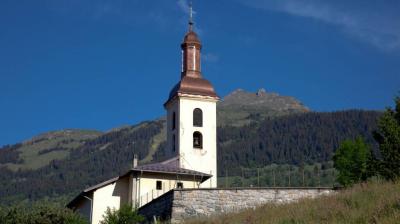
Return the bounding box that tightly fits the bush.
[0,203,87,224]
[100,204,144,224]
[333,137,372,187]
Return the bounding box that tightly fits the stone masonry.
[138,187,334,223]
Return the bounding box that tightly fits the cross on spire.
[189,1,194,31]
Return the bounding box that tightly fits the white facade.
[92,177,129,224]
[72,172,205,224]
[69,11,219,223]
[166,94,218,187]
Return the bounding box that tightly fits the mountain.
[0,89,381,205]
[0,130,102,172]
[218,88,309,126]
[0,89,306,172]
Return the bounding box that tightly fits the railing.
[219,164,338,188]
[138,182,175,207]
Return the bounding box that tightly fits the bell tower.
[164,4,219,188]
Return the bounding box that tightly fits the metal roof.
[133,163,212,177]
[67,160,211,209]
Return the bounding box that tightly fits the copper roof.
[166,76,218,104]
[182,31,201,45]
[164,26,218,105]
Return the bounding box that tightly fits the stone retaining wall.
[138,190,174,221]
[139,187,334,223]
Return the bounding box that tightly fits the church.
[67,8,219,224]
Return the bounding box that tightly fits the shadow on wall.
[112,177,129,208]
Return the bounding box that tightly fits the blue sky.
[0,0,399,146]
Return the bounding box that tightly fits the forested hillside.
[218,110,380,176]
[0,89,382,205]
[0,120,165,205]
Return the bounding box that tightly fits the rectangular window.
[156,181,162,190]
[177,182,183,189]
[172,112,176,130]
[173,134,176,152]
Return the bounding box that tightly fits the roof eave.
[130,168,212,182]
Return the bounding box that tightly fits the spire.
[181,1,201,78]
[189,1,194,31]
[164,1,218,105]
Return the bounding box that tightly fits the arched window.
[193,131,203,149]
[172,112,176,130]
[193,108,203,127]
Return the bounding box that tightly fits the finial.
[189,1,194,31]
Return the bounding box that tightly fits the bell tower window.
[193,108,203,127]
[193,131,203,149]
[172,112,176,130]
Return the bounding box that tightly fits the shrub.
[100,204,144,224]
[0,203,87,224]
[333,137,372,187]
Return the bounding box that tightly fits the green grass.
[2,129,101,171]
[142,125,166,163]
[186,180,400,224]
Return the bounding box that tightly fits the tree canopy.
[333,137,372,187]
[373,96,400,181]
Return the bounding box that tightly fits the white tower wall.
[166,95,217,188]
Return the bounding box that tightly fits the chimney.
[132,154,138,168]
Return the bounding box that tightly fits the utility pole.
[225,167,228,188]
[241,167,244,187]
[273,169,276,187]
[318,168,321,187]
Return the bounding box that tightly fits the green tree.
[373,96,400,181]
[333,137,372,187]
[100,204,144,224]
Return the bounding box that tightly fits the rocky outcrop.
[219,88,309,112]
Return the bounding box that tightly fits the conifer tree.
[373,96,400,180]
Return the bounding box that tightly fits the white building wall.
[166,99,180,159]
[91,177,129,224]
[137,177,198,206]
[178,96,217,188]
[87,175,201,224]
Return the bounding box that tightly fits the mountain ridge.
[220,88,309,111]
[0,88,310,171]
[0,89,382,205]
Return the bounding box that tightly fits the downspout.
[83,195,93,224]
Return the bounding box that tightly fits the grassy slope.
[2,129,101,171]
[142,125,166,163]
[187,180,400,224]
